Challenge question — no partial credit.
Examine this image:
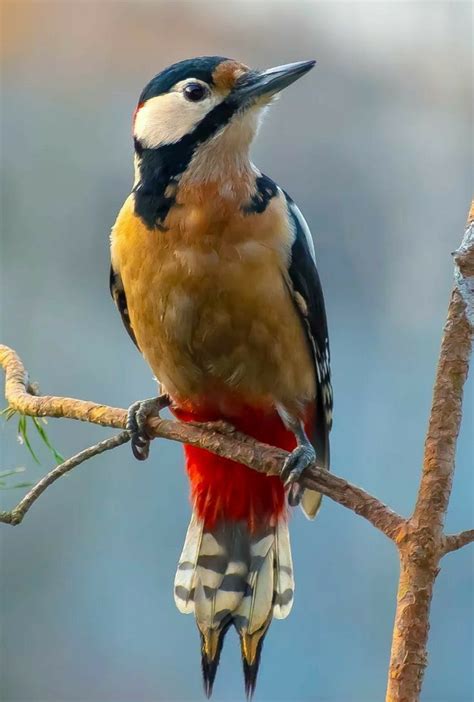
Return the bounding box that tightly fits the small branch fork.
[1,199,473,702]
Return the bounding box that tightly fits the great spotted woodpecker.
[109,56,332,698]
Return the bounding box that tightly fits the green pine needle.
[0,406,17,421]
[0,468,33,490]
[17,415,41,465]
[2,409,64,468]
[0,467,26,479]
[31,416,65,464]
[0,481,34,490]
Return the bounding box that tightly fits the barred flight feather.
[174,514,295,698]
[234,528,274,635]
[273,520,294,618]
[174,512,204,614]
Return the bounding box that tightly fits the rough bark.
[385,202,474,701]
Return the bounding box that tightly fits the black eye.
[184,83,207,102]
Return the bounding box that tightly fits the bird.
[109,56,332,698]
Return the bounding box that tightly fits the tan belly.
[111,195,315,415]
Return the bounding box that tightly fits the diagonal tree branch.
[0,344,404,539]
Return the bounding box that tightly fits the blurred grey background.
[1,1,473,701]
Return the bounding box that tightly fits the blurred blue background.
[1,1,473,700]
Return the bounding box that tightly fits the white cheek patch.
[134,91,223,149]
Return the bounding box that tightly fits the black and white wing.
[109,265,139,349]
[285,192,332,480]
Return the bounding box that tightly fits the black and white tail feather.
[174,513,294,698]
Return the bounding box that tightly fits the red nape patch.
[172,405,300,531]
[132,101,144,132]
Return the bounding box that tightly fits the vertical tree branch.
[385,202,474,702]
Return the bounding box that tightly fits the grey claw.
[126,395,169,461]
[288,482,304,506]
[281,444,316,488]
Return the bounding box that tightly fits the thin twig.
[0,432,130,525]
[442,529,474,555]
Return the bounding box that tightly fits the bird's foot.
[126,395,170,461]
[281,443,316,506]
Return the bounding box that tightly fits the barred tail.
[174,514,294,698]
[234,520,294,698]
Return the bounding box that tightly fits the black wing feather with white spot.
[285,192,332,471]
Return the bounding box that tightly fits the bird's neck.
[178,125,256,198]
[132,106,264,229]
[133,140,257,229]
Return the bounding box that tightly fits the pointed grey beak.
[234,60,316,104]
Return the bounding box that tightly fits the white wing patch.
[316,339,333,429]
[288,199,317,262]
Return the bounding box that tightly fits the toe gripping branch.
[280,423,316,507]
[126,395,170,460]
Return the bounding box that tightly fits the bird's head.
[132,56,315,186]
